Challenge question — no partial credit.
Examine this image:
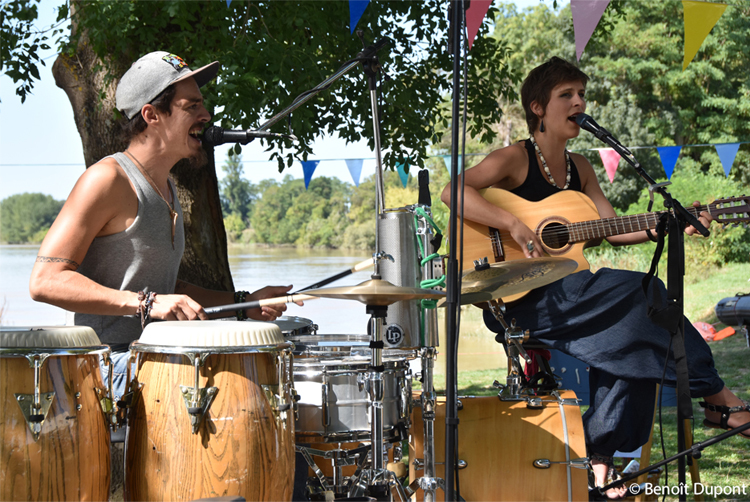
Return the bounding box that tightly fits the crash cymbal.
[305,278,445,306]
[438,257,577,306]
[461,257,577,299]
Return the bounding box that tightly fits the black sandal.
[699,401,750,438]
[588,452,627,501]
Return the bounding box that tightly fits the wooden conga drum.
[409,391,588,501]
[125,320,295,501]
[0,326,112,501]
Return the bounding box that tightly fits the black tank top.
[510,139,582,202]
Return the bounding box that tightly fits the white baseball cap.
[116,51,219,120]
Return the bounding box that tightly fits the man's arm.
[29,159,207,321]
[175,281,298,321]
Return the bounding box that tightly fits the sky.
[0,0,557,202]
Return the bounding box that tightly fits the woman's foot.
[701,386,750,438]
[590,453,627,500]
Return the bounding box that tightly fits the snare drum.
[125,321,295,502]
[272,316,318,337]
[410,392,587,501]
[290,334,415,443]
[0,326,112,501]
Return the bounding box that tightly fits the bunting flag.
[349,0,370,34]
[715,143,740,177]
[657,146,682,180]
[598,148,621,183]
[682,0,727,71]
[226,0,231,6]
[466,0,493,50]
[397,161,410,188]
[301,160,320,189]
[345,159,364,187]
[571,0,611,61]
[443,155,463,175]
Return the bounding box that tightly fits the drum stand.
[406,346,444,502]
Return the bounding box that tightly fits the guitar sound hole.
[541,223,569,249]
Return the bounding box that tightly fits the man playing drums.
[29,51,294,395]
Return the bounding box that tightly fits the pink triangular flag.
[571,0,611,61]
[466,0,493,50]
[599,148,621,183]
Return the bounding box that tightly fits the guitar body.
[454,188,748,303]
[460,189,601,302]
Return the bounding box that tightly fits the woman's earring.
[540,119,545,133]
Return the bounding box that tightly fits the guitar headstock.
[709,195,750,226]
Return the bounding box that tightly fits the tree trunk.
[51,29,233,293]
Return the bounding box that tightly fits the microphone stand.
[594,135,708,502]
[445,1,465,501]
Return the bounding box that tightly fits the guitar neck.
[566,205,704,243]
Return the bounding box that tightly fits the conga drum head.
[0,326,111,501]
[126,320,295,501]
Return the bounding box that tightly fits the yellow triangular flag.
[682,0,727,71]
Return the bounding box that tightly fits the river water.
[0,244,505,374]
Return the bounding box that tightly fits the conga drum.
[0,326,112,501]
[125,320,295,501]
[409,392,588,502]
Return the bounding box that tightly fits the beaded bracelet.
[234,290,249,321]
[136,290,157,329]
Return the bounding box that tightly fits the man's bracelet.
[136,290,157,328]
[646,229,658,242]
[234,290,249,321]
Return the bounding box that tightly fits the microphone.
[574,113,611,141]
[574,113,633,156]
[202,126,297,146]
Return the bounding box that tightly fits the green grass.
[414,261,749,500]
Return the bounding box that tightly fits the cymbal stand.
[348,254,408,501]
[486,300,535,401]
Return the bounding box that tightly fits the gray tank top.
[74,152,185,347]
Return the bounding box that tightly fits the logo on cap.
[162,54,188,71]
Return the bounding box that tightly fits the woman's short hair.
[120,85,177,142]
[521,57,589,134]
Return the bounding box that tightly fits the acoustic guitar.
[460,188,749,302]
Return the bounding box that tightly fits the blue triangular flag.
[443,155,463,175]
[397,161,409,188]
[301,160,320,189]
[715,143,740,177]
[345,159,364,187]
[656,146,682,180]
[350,0,370,34]
[226,0,231,6]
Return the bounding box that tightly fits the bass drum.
[125,321,295,502]
[409,392,587,502]
[0,326,111,501]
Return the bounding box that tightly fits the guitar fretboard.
[567,206,704,243]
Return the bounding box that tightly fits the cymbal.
[440,257,578,306]
[305,278,445,306]
[463,257,577,299]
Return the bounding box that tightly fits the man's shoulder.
[71,155,135,203]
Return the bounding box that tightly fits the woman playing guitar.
[441,57,749,499]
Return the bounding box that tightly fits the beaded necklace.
[529,134,571,190]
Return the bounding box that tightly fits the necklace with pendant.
[530,134,571,190]
[125,150,178,250]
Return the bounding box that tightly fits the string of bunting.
[248,140,745,189]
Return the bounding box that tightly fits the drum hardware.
[533,458,589,470]
[297,443,372,496]
[412,459,467,470]
[14,353,55,440]
[178,351,219,434]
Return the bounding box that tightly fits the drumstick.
[293,257,374,293]
[204,294,318,316]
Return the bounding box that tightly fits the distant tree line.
[219,152,452,251]
[0,193,63,244]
